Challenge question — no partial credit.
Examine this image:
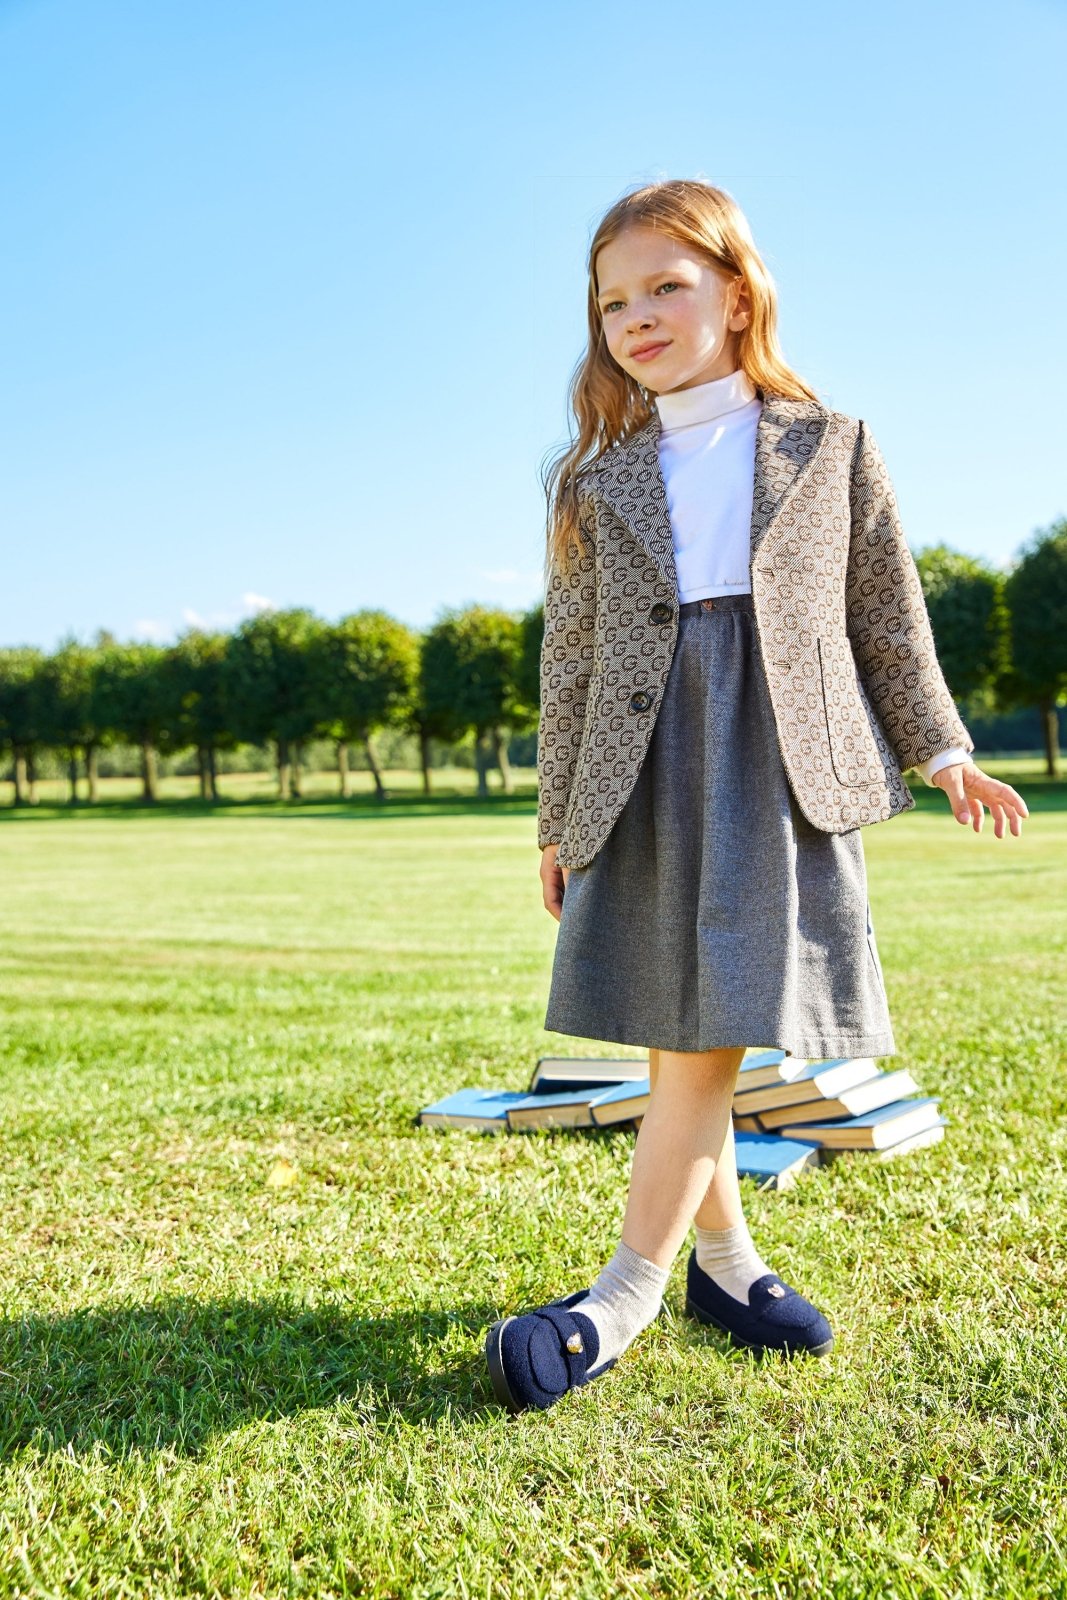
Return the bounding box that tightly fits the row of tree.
[3,524,1065,806]
[0,605,541,805]
[912,525,1065,773]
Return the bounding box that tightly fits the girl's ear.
[731,275,752,329]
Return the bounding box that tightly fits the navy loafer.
[685,1248,834,1357]
[484,1289,618,1413]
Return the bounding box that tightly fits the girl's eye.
[601,282,680,314]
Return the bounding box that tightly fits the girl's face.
[593,225,750,395]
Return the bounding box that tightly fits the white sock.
[574,1239,670,1367]
[693,1219,774,1307]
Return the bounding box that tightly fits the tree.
[421,607,527,797]
[37,637,98,804]
[914,545,1009,704]
[223,609,323,799]
[164,630,237,801]
[92,641,173,802]
[313,611,419,799]
[80,631,120,801]
[0,647,47,805]
[1003,521,1067,776]
[517,602,544,717]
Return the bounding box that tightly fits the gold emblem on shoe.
[566,1332,584,1353]
[767,1283,786,1297]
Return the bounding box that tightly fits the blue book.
[416,1083,640,1133]
[735,1048,812,1091]
[734,1056,883,1114]
[506,1082,642,1130]
[589,1077,652,1126]
[820,1116,949,1163]
[417,1088,534,1131]
[527,1054,651,1094]
[776,1096,943,1149]
[732,1130,822,1190]
[758,1068,919,1128]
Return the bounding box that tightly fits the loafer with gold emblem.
[484,1289,618,1412]
[685,1248,834,1357]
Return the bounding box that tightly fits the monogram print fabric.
[537,395,974,870]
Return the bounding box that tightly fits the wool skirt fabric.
[544,592,897,1060]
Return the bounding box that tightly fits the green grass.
[0,761,1063,1598]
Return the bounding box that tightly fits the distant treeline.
[2,523,1065,806]
[0,602,545,805]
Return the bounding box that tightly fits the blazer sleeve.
[536,505,597,849]
[844,419,976,775]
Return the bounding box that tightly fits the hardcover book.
[757,1069,920,1129]
[731,1130,823,1190]
[527,1053,651,1094]
[732,1057,881,1114]
[776,1096,943,1148]
[418,1088,540,1132]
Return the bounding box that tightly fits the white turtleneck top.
[652,368,970,788]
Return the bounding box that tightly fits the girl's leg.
[645,1046,775,1305]
[575,1045,744,1365]
[647,1047,745,1229]
[694,1116,746,1229]
[620,1045,745,1267]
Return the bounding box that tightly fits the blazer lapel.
[592,394,831,595]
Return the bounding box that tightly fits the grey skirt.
[543,592,897,1060]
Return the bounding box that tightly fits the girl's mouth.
[631,342,670,363]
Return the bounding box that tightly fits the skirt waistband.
[677,593,755,617]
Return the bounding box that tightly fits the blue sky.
[2,0,1064,653]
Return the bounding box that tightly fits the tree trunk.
[67,747,80,805]
[208,743,219,801]
[291,740,303,799]
[363,734,386,800]
[419,727,432,794]
[141,737,159,803]
[26,749,38,805]
[490,725,513,794]
[474,730,490,798]
[12,749,28,806]
[276,737,291,800]
[1041,699,1060,778]
[85,742,99,804]
[336,739,350,798]
[197,744,210,800]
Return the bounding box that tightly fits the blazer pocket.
[560,679,605,828]
[818,633,885,788]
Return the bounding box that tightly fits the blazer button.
[629,690,653,713]
[648,601,673,624]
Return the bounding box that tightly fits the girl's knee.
[653,1045,745,1087]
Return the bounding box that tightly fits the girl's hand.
[931,759,1029,837]
[541,844,570,921]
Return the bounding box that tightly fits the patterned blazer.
[537,392,975,870]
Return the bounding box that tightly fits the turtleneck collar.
[653,367,758,431]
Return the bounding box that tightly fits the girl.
[484,180,1028,1414]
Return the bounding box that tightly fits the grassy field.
[0,761,1063,1598]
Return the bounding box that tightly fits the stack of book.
[416,1047,948,1189]
[418,1056,651,1134]
[729,1049,946,1162]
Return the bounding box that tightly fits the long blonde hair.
[542,179,822,580]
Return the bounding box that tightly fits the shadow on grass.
[3,773,1065,826]
[0,790,540,826]
[0,1294,499,1460]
